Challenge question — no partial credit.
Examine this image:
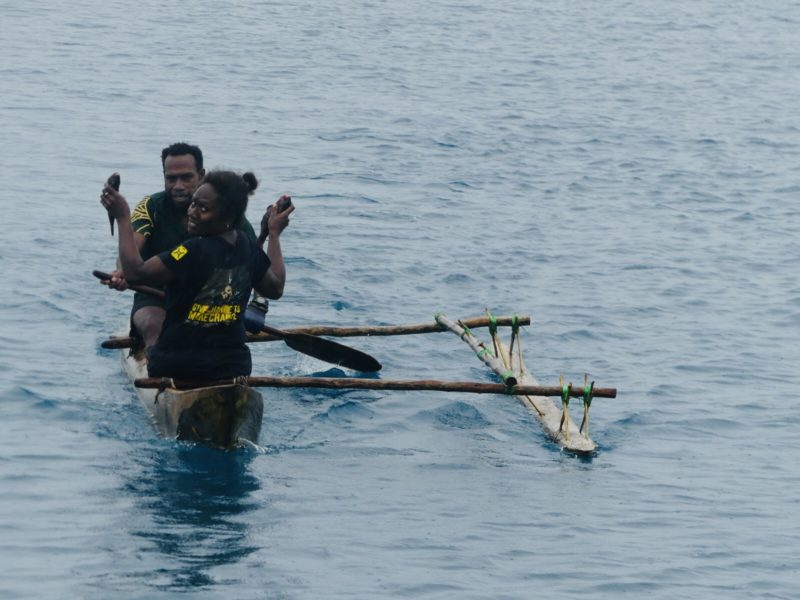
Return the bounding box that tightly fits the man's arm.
[104,194,154,290]
[105,232,147,290]
[101,183,173,287]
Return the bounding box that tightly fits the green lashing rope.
[580,376,595,437]
[583,380,594,408]
[509,314,521,361]
[485,310,500,358]
[476,347,493,359]
[559,375,572,440]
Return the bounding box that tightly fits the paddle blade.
[282,332,382,372]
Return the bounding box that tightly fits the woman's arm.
[254,200,294,299]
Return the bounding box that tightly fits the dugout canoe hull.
[121,349,263,450]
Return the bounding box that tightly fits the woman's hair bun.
[242,172,259,193]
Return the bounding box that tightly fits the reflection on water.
[123,445,262,591]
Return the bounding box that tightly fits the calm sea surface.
[1,1,799,598]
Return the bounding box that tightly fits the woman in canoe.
[101,170,293,380]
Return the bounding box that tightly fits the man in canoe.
[102,143,272,348]
[101,169,294,379]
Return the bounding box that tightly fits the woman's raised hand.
[259,194,294,241]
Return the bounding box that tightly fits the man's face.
[163,154,204,209]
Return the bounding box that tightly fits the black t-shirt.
[147,232,270,379]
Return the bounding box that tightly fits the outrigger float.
[103,311,615,454]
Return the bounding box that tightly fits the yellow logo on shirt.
[188,303,241,323]
[171,245,188,260]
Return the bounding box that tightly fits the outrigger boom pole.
[134,375,616,398]
[102,315,531,349]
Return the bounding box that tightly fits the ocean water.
[1,1,799,598]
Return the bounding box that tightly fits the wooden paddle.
[93,270,382,372]
[93,270,164,299]
[259,324,381,372]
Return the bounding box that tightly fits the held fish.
[107,173,120,235]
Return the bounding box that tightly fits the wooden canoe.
[120,348,264,450]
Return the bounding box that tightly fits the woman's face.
[187,183,229,236]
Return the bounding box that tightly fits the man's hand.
[98,268,129,291]
[100,174,130,221]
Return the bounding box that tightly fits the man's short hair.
[161,142,203,172]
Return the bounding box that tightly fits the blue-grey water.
[2,1,799,598]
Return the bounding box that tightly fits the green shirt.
[131,191,257,261]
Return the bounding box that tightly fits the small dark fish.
[107,173,120,235]
[276,196,292,212]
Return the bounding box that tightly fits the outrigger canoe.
[120,346,264,450]
[107,314,616,456]
[95,267,376,450]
